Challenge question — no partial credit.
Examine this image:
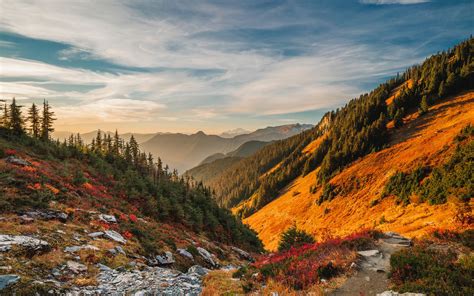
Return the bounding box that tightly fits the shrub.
[277,225,315,252]
[390,246,474,295]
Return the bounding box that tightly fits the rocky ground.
[330,232,425,296]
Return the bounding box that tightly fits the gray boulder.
[99,214,117,223]
[67,261,87,274]
[231,246,254,261]
[377,291,426,296]
[5,156,30,166]
[0,234,49,253]
[156,251,175,265]
[104,230,126,244]
[188,265,209,276]
[383,232,412,247]
[0,274,20,290]
[177,248,194,260]
[21,210,68,223]
[64,245,99,253]
[197,247,218,268]
[88,232,104,238]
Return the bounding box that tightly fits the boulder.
[88,232,104,238]
[64,245,99,253]
[5,156,30,166]
[383,232,412,247]
[197,247,218,268]
[177,248,194,260]
[0,274,20,290]
[104,230,126,244]
[0,234,50,253]
[67,261,87,274]
[99,214,117,224]
[377,291,426,296]
[231,246,254,261]
[21,210,68,223]
[188,265,209,276]
[357,249,381,257]
[115,246,126,255]
[156,251,175,265]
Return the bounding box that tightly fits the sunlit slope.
[244,91,474,251]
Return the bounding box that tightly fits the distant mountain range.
[53,123,313,172]
[219,128,251,138]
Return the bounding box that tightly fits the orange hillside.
[243,91,474,251]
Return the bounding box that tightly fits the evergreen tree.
[0,100,7,128]
[9,98,25,135]
[393,108,404,128]
[277,224,315,251]
[113,130,121,155]
[129,135,139,164]
[40,100,56,140]
[27,103,41,138]
[418,96,429,115]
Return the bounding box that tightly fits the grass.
[201,270,244,296]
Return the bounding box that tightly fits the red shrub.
[129,214,138,223]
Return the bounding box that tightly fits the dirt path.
[330,233,411,296]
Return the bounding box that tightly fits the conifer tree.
[40,100,56,140]
[393,107,404,128]
[129,135,139,164]
[9,98,25,135]
[418,96,429,115]
[27,103,40,138]
[0,100,6,128]
[113,130,121,155]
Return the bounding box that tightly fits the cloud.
[360,0,430,4]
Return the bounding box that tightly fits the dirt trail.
[330,233,411,296]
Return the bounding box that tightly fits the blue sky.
[0,0,472,134]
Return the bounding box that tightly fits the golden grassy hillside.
[243,91,474,251]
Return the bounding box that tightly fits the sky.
[0,0,472,134]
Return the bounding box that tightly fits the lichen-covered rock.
[156,251,175,265]
[67,261,87,274]
[0,235,49,253]
[197,247,218,268]
[20,210,68,223]
[177,248,194,260]
[104,230,126,244]
[188,265,209,276]
[231,246,254,261]
[377,291,426,296]
[5,156,30,166]
[64,245,99,253]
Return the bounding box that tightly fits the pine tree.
[27,103,40,138]
[418,96,429,115]
[9,98,25,135]
[277,224,315,251]
[129,135,139,164]
[393,107,404,128]
[95,130,102,153]
[113,130,121,155]
[40,100,56,140]
[0,100,7,128]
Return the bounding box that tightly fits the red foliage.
[123,231,133,239]
[129,214,138,223]
[119,213,128,222]
[4,149,17,156]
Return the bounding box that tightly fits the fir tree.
[418,96,429,115]
[40,100,56,140]
[9,98,25,135]
[27,103,41,138]
[277,224,315,251]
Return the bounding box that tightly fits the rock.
[0,246,11,252]
[5,156,30,166]
[377,291,426,296]
[365,276,371,282]
[64,245,99,253]
[177,248,194,260]
[19,215,34,224]
[0,266,12,272]
[104,230,126,244]
[97,263,112,272]
[231,246,254,261]
[350,262,358,269]
[88,232,104,238]
[0,234,50,253]
[358,249,381,257]
[99,214,117,223]
[0,274,20,290]
[188,265,209,276]
[67,261,87,274]
[197,247,218,268]
[115,246,126,255]
[383,232,412,247]
[56,230,65,234]
[156,251,175,265]
[19,210,68,223]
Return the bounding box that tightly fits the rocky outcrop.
[383,232,412,247]
[72,265,207,295]
[19,210,68,223]
[67,261,88,274]
[0,235,50,253]
[64,245,99,253]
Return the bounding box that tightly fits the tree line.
[0,99,263,251]
[202,36,473,218]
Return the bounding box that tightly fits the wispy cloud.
[360,0,430,4]
[0,0,471,133]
